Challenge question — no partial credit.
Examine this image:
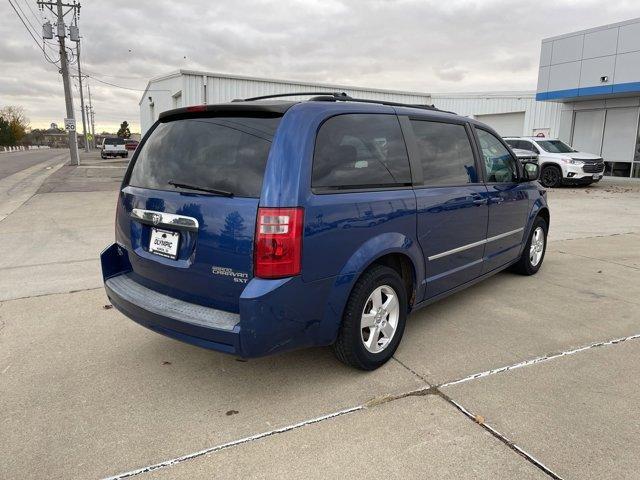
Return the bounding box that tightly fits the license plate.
[149,228,180,259]
[593,173,602,180]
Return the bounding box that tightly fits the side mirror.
[521,161,540,182]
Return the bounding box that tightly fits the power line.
[82,68,147,80]
[87,75,169,93]
[7,0,47,55]
[13,0,40,38]
[7,0,60,65]
[23,0,43,24]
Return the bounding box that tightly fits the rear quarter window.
[127,115,281,198]
[312,114,411,189]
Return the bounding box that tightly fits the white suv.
[504,137,604,188]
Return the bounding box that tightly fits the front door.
[407,118,489,299]
[474,127,530,273]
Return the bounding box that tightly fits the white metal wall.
[432,93,563,137]
[140,70,432,134]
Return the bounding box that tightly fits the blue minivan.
[101,93,548,370]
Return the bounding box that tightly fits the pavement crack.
[439,332,640,389]
[0,258,97,271]
[2,286,103,302]
[392,355,431,385]
[435,389,564,480]
[555,249,640,271]
[102,332,640,479]
[101,405,365,479]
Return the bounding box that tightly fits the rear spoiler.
[158,102,295,121]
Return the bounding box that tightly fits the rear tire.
[333,265,407,370]
[512,217,547,275]
[540,165,562,188]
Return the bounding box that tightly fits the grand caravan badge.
[211,266,249,283]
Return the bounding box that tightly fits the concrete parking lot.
[1,150,640,479]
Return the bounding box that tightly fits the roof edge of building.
[432,90,536,99]
[139,69,432,105]
[541,17,640,43]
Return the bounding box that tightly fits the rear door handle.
[471,194,487,206]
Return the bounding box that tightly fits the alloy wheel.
[360,285,400,354]
[529,226,545,266]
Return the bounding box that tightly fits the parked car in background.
[101,137,128,158]
[504,137,604,188]
[125,139,139,151]
[511,148,539,165]
[101,94,549,370]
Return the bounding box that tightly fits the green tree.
[0,106,29,145]
[0,116,12,146]
[117,121,131,139]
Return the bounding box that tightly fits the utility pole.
[38,0,81,165]
[76,44,89,152]
[86,82,96,148]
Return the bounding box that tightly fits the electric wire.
[7,0,61,65]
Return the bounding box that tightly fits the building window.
[604,162,632,177]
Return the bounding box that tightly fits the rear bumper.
[105,272,241,353]
[100,243,337,357]
[102,150,127,157]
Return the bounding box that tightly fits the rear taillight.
[254,207,304,279]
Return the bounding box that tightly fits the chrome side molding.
[131,208,199,232]
[428,227,524,261]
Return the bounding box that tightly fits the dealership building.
[140,18,640,178]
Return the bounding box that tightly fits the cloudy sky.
[1,0,638,133]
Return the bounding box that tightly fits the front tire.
[333,265,407,370]
[540,165,563,188]
[512,217,548,275]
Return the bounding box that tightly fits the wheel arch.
[317,232,425,345]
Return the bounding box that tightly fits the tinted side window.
[476,129,518,183]
[505,139,521,149]
[312,114,411,189]
[520,140,539,153]
[411,120,477,185]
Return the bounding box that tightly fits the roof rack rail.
[236,91,455,114]
[236,92,340,102]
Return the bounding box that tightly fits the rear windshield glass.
[128,116,281,198]
[104,138,125,145]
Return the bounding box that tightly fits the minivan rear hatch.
[118,109,283,313]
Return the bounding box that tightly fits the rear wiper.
[168,181,234,197]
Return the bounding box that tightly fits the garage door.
[572,110,605,155]
[475,112,525,137]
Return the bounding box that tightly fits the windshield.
[104,138,125,145]
[536,140,576,153]
[128,115,281,198]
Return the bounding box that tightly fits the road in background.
[0,149,68,180]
